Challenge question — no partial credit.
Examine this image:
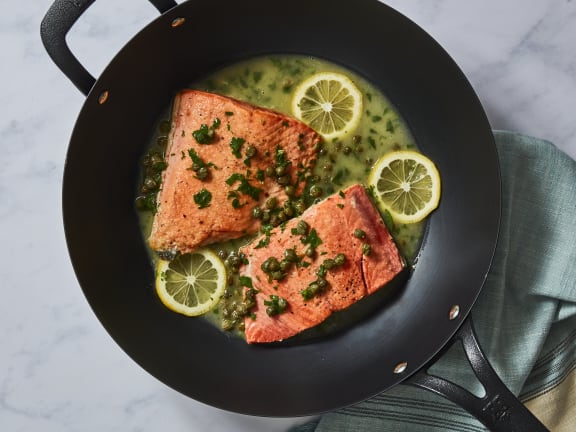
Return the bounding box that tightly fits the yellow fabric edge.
[524,367,576,431]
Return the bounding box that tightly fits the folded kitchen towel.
[291,131,576,432]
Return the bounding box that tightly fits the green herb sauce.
[138,55,425,335]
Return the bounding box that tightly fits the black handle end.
[407,317,549,432]
[40,0,97,95]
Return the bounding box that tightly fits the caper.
[305,246,316,259]
[334,253,346,266]
[196,167,209,180]
[343,146,352,155]
[355,145,364,153]
[317,265,327,278]
[236,303,247,315]
[296,220,309,235]
[309,185,323,198]
[354,228,367,239]
[283,202,294,217]
[135,195,151,210]
[308,283,319,295]
[252,206,263,219]
[277,175,291,185]
[217,249,229,260]
[150,153,164,167]
[280,259,292,271]
[277,297,288,309]
[269,214,280,226]
[245,145,257,158]
[265,166,275,177]
[143,177,158,190]
[277,210,287,222]
[191,162,202,172]
[261,210,271,223]
[265,197,278,209]
[284,248,298,262]
[227,253,240,267]
[362,243,372,256]
[221,319,234,331]
[323,163,333,172]
[157,136,168,147]
[271,270,286,281]
[265,257,280,272]
[284,185,296,196]
[275,164,288,176]
[317,277,328,289]
[323,258,336,270]
[293,200,306,215]
[352,135,362,145]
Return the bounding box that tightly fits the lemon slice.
[292,72,363,140]
[156,248,226,316]
[368,150,441,224]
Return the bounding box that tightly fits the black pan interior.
[62,0,500,416]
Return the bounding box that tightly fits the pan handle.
[407,316,549,432]
[40,0,178,96]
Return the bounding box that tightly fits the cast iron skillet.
[42,0,548,430]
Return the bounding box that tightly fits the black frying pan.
[41,0,548,430]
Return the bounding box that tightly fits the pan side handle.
[40,0,178,96]
[407,317,549,432]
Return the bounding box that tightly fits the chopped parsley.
[193,188,212,209]
[386,119,395,134]
[227,190,246,209]
[187,148,216,180]
[301,228,322,249]
[226,173,263,201]
[239,276,253,289]
[367,136,377,149]
[230,137,245,158]
[192,118,220,144]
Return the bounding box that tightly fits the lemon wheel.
[368,150,441,224]
[291,72,363,140]
[156,248,226,316]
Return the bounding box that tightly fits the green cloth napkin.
[292,131,576,432]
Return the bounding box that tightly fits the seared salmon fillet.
[148,90,321,254]
[240,184,404,343]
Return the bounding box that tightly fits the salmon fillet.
[148,90,321,254]
[240,184,405,343]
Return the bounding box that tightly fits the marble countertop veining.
[1,0,575,431]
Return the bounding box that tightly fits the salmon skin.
[148,90,321,254]
[240,184,405,344]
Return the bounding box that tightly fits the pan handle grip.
[40,0,178,95]
[407,317,549,432]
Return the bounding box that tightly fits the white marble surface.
[1,0,575,431]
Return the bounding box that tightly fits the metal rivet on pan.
[449,305,460,320]
[98,90,109,105]
[171,17,186,27]
[393,362,408,374]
